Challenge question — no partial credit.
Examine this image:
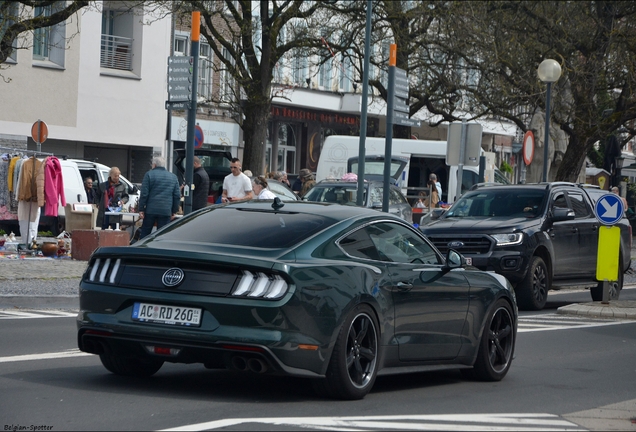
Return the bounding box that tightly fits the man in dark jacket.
[95,167,129,229]
[192,156,210,211]
[138,156,181,239]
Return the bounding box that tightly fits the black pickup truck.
[420,183,632,310]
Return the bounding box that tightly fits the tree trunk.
[241,102,270,176]
[555,134,587,182]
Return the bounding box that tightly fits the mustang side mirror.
[444,249,466,270]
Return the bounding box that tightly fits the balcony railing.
[100,34,132,71]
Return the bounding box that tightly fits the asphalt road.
[1,288,636,431]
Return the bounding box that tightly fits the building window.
[33,2,65,67]
[293,50,308,87]
[174,37,188,56]
[198,43,213,101]
[100,4,135,71]
[339,51,353,92]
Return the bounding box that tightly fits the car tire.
[516,256,549,311]
[99,353,164,377]
[591,259,623,301]
[464,299,515,381]
[314,304,379,400]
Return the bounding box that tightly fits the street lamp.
[615,155,625,189]
[537,59,562,182]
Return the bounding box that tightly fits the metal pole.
[184,12,200,215]
[455,120,467,202]
[356,0,372,206]
[542,82,552,183]
[383,65,395,213]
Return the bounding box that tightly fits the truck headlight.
[492,233,523,246]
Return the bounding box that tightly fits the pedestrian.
[192,156,210,211]
[300,171,316,198]
[252,176,277,199]
[293,168,311,194]
[612,186,629,213]
[84,177,96,204]
[278,171,290,187]
[96,167,129,229]
[137,156,181,239]
[221,158,253,203]
[429,173,442,200]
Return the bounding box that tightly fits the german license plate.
[465,257,472,265]
[132,302,201,326]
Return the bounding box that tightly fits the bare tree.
[0,1,90,65]
[165,0,344,173]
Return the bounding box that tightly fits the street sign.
[596,225,620,282]
[522,131,535,166]
[393,98,409,113]
[31,120,48,144]
[446,122,482,166]
[167,56,193,103]
[165,101,191,110]
[594,193,624,225]
[194,125,204,148]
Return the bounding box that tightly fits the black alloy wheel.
[465,299,515,381]
[516,256,548,310]
[313,304,379,400]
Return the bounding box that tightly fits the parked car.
[420,182,632,310]
[302,179,413,222]
[77,201,517,400]
[266,179,298,201]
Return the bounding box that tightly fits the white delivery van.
[316,135,508,204]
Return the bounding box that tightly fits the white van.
[316,135,508,203]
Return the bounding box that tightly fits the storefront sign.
[171,117,239,149]
[271,106,360,127]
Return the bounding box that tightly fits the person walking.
[192,156,210,211]
[138,156,181,239]
[96,167,129,229]
[221,158,253,203]
[612,186,629,213]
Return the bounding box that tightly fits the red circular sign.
[194,125,204,149]
[31,120,49,144]
[522,131,535,166]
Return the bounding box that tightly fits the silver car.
[303,179,413,222]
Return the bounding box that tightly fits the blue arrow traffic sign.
[593,193,624,225]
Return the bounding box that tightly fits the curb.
[0,295,79,310]
[557,302,636,320]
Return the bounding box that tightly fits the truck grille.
[426,235,493,255]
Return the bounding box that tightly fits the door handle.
[396,281,413,291]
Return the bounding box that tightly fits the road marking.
[0,349,92,363]
[518,313,632,333]
[0,309,77,319]
[160,413,586,431]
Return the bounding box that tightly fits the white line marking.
[0,349,92,363]
[0,309,77,319]
[160,413,586,431]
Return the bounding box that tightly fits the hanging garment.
[44,156,66,216]
[7,156,19,192]
[0,159,9,207]
[17,157,43,202]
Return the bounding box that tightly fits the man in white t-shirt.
[221,158,253,203]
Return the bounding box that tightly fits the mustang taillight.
[232,271,289,299]
[87,258,121,283]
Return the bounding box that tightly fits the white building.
[0,1,172,183]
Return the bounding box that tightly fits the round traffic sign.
[522,131,534,166]
[594,193,624,225]
[194,125,204,149]
[31,120,49,144]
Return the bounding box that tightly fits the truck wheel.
[516,256,549,311]
[591,260,623,301]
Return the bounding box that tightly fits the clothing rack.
[0,145,55,157]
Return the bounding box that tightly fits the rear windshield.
[148,207,337,249]
[304,184,367,205]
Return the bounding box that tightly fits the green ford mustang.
[77,200,517,400]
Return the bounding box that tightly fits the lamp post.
[537,59,562,182]
[615,155,625,190]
